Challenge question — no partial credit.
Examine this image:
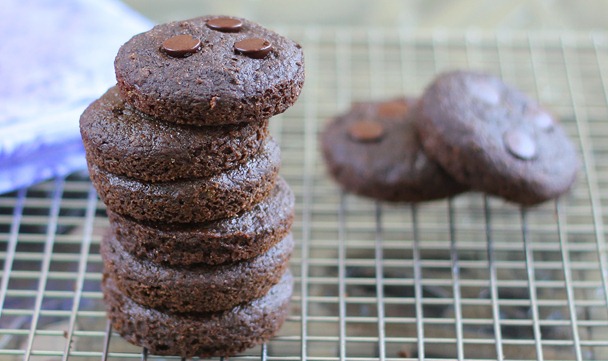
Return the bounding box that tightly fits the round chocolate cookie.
[108,177,294,266]
[102,271,293,358]
[101,232,293,313]
[115,16,304,126]
[321,98,467,202]
[80,86,268,182]
[89,138,280,223]
[417,71,579,205]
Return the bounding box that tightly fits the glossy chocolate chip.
[348,120,385,143]
[206,17,243,33]
[467,81,500,105]
[161,35,201,58]
[234,38,272,59]
[532,110,554,131]
[504,129,537,160]
[377,100,409,118]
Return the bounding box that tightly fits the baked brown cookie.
[101,232,293,313]
[89,138,280,223]
[80,86,268,182]
[102,271,293,358]
[321,98,467,202]
[115,16,304,126]
[108,177,294,266]
[417,70,579,205]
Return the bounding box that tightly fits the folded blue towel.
[0,0,152,194]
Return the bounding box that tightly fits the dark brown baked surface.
[108,177,294,266]
[89,138,280,223]
[101,232,293,313]
[80,86,268,182]
[417,70,579,205]
[115,16,304,126]
[322,98,467,202]
[84,14,302,359]
[102,271,293,358]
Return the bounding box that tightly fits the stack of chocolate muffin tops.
[80,16,304,357]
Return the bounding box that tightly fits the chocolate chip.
[377,100,408,118]
[234,38,272,59]
[532,110,554,131]
[348,120,385,142]
[206,17,243,33]
[468,81,500,105]
[160,35,201,58]
[504,129,537,160]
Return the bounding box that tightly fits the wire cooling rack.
[2,28,608,361]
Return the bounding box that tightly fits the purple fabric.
[0,0,152,194]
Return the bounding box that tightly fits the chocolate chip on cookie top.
[348,120,385,142]
[115,15,305,126]
[206,17,243,32]
[416,70,579,205]
[503,129,537,160]
[464,76,501,105]
[531,109,555,130]
[160,34,201,57]
[234,38,273,59]
[376,99,410,118]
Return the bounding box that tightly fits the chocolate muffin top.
[115,15,305,125]
[80,86,268,182]
[322,98,467,202]
[108,177,294,266]
[101,232,293,313]
[89,138,281,223]
[417,70,579,205]
[102,271,293,358]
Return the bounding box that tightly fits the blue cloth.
[0,0,152,194]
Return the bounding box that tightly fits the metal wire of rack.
[1,28,608,361]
